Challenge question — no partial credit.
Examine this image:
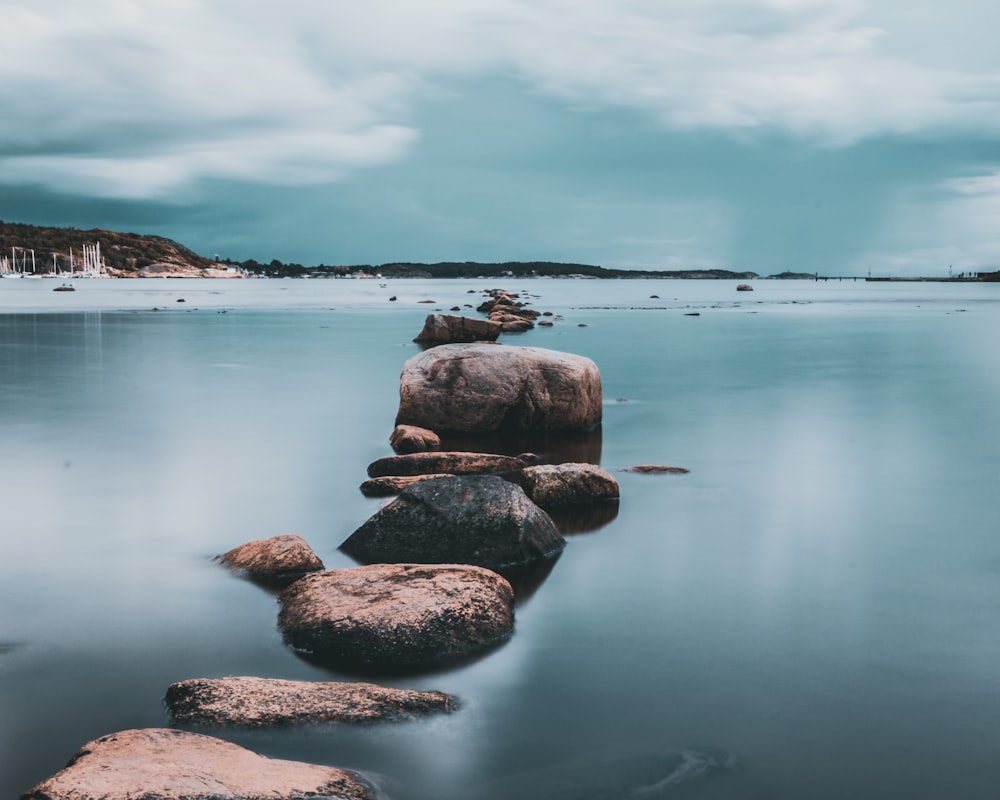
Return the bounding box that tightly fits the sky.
[2,0,1000,276]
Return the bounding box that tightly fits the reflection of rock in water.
[439,427,603,465]
[497,554,559,604]
[470,744,735,800]
[546,500,620,535]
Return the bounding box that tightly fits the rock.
[219,534,323,587]
[389,424,441,454]
[20,728,373,800]
[736,283,753,291]
[538,320,554,327]
[277,563,515,670]
[165,676,456,726]
[341,475,565,571]
[360,473,455,497]
[624,465,690,474]
[413,313,502,345]
[396,343,602,434]
[368,451,531,478]
[517,463,620,508]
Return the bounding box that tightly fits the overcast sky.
[3,0,1000,275]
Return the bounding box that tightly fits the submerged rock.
[389,424,441,454]
[367,451,531,478]
[341,475,565,571]
[20,727,373,800]
[517,463,620,508]
[396,343,602,434]
[219,534,324,587]
[277,563,515,671]
[165,676,456,726]
[624,465,690,474]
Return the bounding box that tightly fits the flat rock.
[165,676,456,726]
[219,534,324,587]
[360,473,454,497]
[367,450,530,478]
[389,424,441,454]
[342,475,565,570]
[396,343,602,434]
[20,727,372,800]
[277,563,515,671]
[413,313,502,345]
[517,463,620,508]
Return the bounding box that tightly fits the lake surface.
[3,277,1000,799]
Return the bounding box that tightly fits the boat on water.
[52,283,75,292]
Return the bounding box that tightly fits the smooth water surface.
[2,278,1000,798]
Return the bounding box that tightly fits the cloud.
[3,0,1000,198]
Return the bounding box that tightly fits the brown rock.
[360,473,454,497]
[517,463,620,508]
[341,475,565,570]
[624,465,690,474]
[413,313,502,345]
[219,534,323,587]
[396,343,603,434]
[165,676,456,726]
[277,563,515,671]
[20,728,372,800]
[367,450,530,478]
[389,424,442,454]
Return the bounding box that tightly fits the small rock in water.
[623,465,690,474]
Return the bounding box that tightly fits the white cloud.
[2,0,1000,198]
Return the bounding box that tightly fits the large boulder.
[277,563,514,671]
[341,475,565,571]
[165,676,456,726]
[218,534,324,587]
[517,463,620,508]
[20,728,372,800]
[367,451,532,478]
[413,313,501,345]
[396,343,602,434]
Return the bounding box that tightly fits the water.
[3,278,1000,798]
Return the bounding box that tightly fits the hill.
[0,220,222,276]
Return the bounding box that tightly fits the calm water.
[2,278,1000,798]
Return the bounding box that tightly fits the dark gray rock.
[341,475,565,570]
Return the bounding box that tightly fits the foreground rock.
[517,463,620,508]
[413,313,502,345]
[396,343,602,434]
[219,534,324,587]
[278,563,515,671]
[166,676,456,726]
[342,475,565,570]
[389,424,441,454]
[20,728,372,800]
[368,450,532,478]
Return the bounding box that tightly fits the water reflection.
[545,500,620,535]
[438,426,603,465]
